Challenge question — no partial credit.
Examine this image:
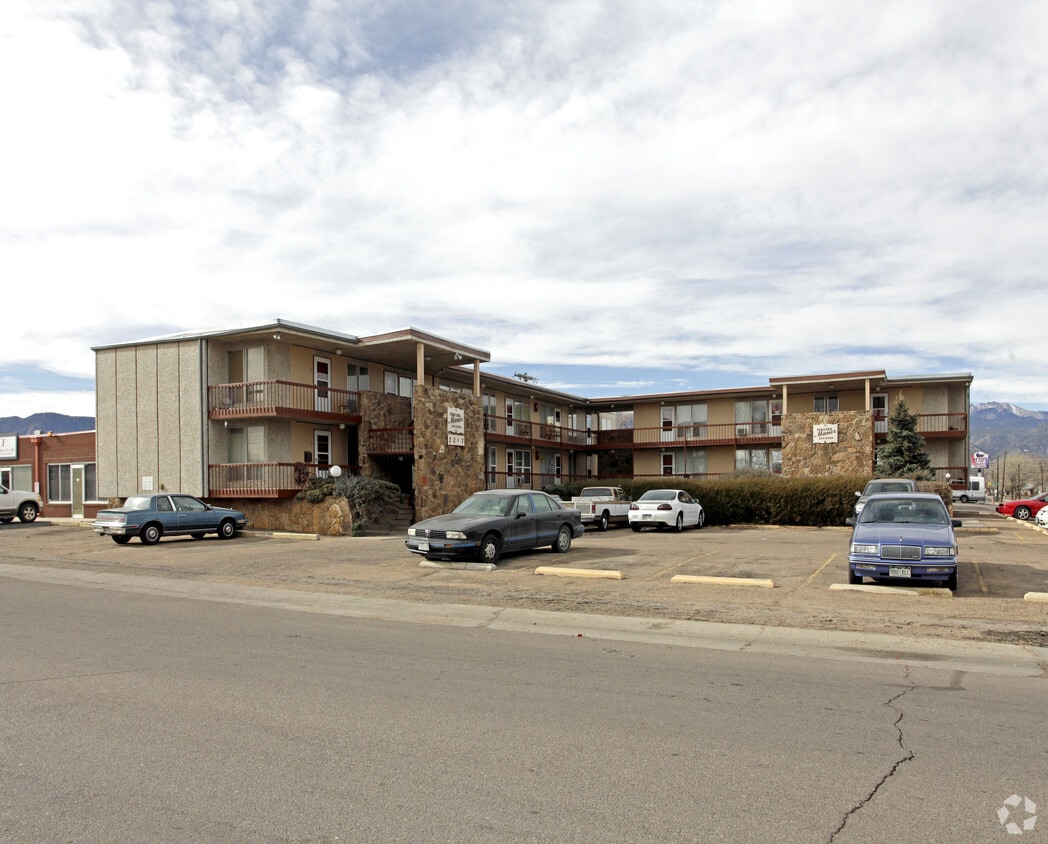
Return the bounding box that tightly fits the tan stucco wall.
[95,341,206,498]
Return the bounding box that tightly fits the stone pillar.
[781,411,874,477]
[412,383,485,520]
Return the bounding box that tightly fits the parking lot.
[1,503,1045,646]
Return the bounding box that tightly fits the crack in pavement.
[828,667,916,842]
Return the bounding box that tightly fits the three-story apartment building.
[94,321,972,524]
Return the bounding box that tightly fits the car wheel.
[1014,506,1032,520]
[217,519,236,539]
[673,512,684,532]
[598,511,609,532]
[946,568,958,591]
[696,510,705,529]
[139,523,162,545]
[477,533,501,564]
[111,535,132,545]
[959,495,969,503]
[848,568,863,585]
[631,524,642,532]
[17,502,39,523]
[552,524,572,553]
[0,517,13,523]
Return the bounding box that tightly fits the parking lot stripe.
[803,553,837,588]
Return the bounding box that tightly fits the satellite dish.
[330,465,343,478]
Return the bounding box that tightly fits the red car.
[995,492,1048,521]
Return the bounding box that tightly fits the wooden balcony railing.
[208,462,360,498]
[208,381,361,421]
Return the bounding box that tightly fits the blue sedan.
[845,493,960,590]
[92,494,249,545]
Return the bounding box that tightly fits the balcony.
[208,462,360,499]
[875,412,967,441]
[209,381,361,425]
[367,427,414,455]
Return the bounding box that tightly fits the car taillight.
[629,503,639,510]
[658,503,672,511]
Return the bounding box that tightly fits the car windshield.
[122,496,153,510]
[639,490,675,501]
[858,498,948,525]
[864,481,913,495]
[454,494,515,517]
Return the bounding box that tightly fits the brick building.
[0,430,103,519]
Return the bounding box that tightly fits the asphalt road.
[2,575,1045,843]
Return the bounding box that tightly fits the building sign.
[447,407,465,447]
[0,434,17,460]
[142,476,154,491]
[971,451,989,469]
[813,424,838,444]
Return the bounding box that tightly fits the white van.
[952,477,986,503]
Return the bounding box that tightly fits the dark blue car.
[846,492,960,590]
[92,494,249,545]
[406,489,584,565]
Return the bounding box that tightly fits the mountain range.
[4,404,1048,459]
[0,413,96,436]
[970,402,1048,459]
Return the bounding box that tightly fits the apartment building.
[93,321,972,523]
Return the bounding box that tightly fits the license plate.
[418,541,430,552]
[889,566,911,578]
[642,514,652,520]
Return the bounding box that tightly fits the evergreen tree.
[875,397,934,479]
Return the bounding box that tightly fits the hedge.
[544,477,952,528]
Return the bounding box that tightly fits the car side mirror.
[854,491,861,498]
[951,519,962,528]
[845,517,856,526]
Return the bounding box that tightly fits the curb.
[829,583,952,597]
[672,575,774,588]
[535,566,624,580]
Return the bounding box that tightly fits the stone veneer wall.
[358,392,413,482]
[412,383,485,521]
[217,497,353,535]
[780,411,874,477]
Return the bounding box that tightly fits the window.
[673,403,708,437]
[735,449,782,473]
[814,395,839,412]
[1,465,33,491]
[684,449,707,476]
[346,363,369,392]
[735,400,769,436]
[662,453,675,475]
[229,427,265,463]
[47,463,99,503]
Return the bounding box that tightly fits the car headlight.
[407,527,419,536]
[924,545,957,557]
[445,531,467,540]
[850,543,879,555]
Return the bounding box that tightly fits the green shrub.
[295,475,402,529]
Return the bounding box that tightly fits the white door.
[661,406,675,442]
[506,399,515,437]
[314,357,331,412]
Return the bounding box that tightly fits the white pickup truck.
[570,486,632,531]
[0,484,42,523]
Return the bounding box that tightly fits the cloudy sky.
[4,0,1048,419]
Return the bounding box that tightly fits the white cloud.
[3,0,1048,417]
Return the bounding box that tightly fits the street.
[1,573,1045,843]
